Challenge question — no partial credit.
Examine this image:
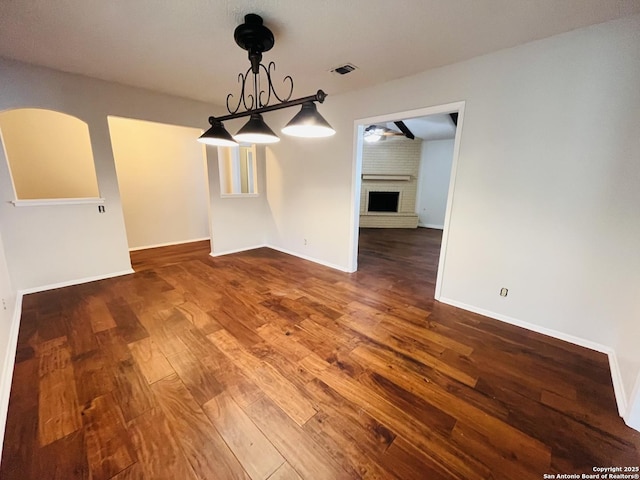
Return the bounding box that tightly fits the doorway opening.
[349,101,465,299]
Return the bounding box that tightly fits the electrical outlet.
[500,287,508,297]
[304,238,308,246]
[1,298,6,310]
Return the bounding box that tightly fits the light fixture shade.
[198,122,238,147]
[234,113,280,144]
[281,102,336,138]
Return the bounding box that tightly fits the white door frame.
[348,101,466,300]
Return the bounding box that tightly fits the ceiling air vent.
[330,63,357,75]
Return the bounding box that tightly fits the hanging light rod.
[210,90,327,123]
[199,14,335,146]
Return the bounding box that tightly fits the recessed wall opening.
[107,116,211,254]
[368,191,399,212]
[218,144,259,196]
[0,108,100,201]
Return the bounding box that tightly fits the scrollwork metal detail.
[225,61,294,116]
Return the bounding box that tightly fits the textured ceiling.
[1,0,639,106]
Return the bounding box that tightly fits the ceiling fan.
[363,121,415,143]
[364,125,401,142]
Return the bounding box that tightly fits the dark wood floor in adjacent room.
[2,228,639,479]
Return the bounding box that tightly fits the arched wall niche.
[0,108,100,200]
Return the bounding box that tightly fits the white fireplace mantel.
[361,174,411,181]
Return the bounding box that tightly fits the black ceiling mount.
[234,14,275,74]
[209,12,330,120]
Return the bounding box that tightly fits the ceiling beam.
[393,121,415,140]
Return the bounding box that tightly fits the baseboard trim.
[210,244,352,272]
[129,237,210,252]
[210,244,268,257]
[418,223,444,230]
[19,269,135,295]
[606,350,628,417]
[266,245,352,273]
[625,374,640,430]
[437,296,628,418]
[0,292,23,460]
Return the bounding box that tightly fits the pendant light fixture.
[234,113,280,144]
[198,14,335,146]
[199,120,238,146]
[281,102,336,138]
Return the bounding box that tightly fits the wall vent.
[330,63,357,75]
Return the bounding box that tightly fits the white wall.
[0,227,18,456]
[628,374,640,431]
[108,117,210,250]
[265,127,353,271]
[416,139,454,228]
[264,15,640,425]
[208,144,270,255]
[0,230,16,363]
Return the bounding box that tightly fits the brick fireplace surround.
[359,136,420,228]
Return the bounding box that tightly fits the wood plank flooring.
[2,228,639,479]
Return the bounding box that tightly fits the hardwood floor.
[2,228,639,479]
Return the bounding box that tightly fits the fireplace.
[359,140,420,227]
[368,191,400,212]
